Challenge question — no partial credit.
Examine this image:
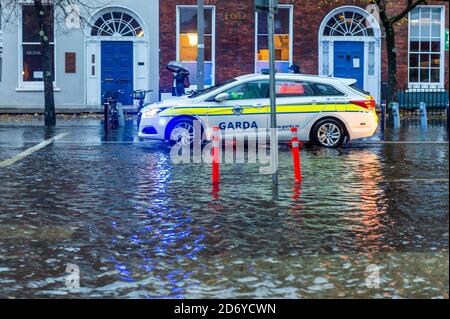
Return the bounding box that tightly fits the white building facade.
[0,0,160,110]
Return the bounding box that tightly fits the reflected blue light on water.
[0,120,447,298]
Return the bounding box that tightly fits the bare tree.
[374,0,427,103]
[318,0,428,103]
[1,0,104,126]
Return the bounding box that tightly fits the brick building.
[0,0,447,109]
[159,0,449,102]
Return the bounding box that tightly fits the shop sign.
[224,11,247,21]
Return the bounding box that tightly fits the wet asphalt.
[0,117,448,298]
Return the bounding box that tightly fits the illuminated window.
[22,5,54,82]
[409,6,444,86]
[256,7,292,73]
[177,6,214,86]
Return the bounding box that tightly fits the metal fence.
[397,88,449,117]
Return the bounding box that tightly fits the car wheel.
[168,119,201,147]
[312,119,346,148]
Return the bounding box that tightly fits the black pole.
[104,100,109,133]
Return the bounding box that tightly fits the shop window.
[409,6,444,86]
[256,7,292,73]
[177,6,214,86]
[21,5,55,83]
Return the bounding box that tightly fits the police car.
[138,73,378,148]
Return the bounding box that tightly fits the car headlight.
[143,108,163,118]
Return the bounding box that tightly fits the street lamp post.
[267,0,278,187]
[197,0,205,91]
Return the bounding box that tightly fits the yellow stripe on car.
[160,103,372,117]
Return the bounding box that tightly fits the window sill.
[407,83,444,90]
[16,87,61,92]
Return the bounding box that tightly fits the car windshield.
[188,79,237,98]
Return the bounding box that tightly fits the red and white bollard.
[212,126,220,185]
[290,127,302,183]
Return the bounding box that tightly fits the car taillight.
[351,99,376,110]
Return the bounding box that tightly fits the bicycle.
[133,89,153,129]
[103,90,125,130]
[132,89,154,112]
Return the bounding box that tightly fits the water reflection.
[0,120,447,298]
[106,148,208,298]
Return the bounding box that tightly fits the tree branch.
[390,0,427,24]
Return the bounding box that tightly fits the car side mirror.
[215,93,230,102]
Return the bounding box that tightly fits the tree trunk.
[35,2,56,126]
[384,22,398,104]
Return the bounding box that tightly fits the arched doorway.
[85,7,149,106]
[319,6,381,102]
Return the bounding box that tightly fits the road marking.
[3,140,448,146]
[382,178,449,183]
[0,133,69,168]
[351,141,449,145]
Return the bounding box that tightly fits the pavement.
[0,106,140,115]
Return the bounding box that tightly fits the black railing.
[397,88,449,117]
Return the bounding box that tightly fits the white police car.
[138,73,378,148]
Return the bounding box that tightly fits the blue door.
[101,41,133,105]
[334,41,364,89]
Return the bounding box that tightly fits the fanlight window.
[91,11,144,37]
[323,11,374,37]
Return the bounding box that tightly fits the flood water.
[0,118,448,298]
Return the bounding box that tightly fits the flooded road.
[0,118,448,298]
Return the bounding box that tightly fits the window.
[193,79,236,99]
[90,12,144,37]
[276,80,315,97]
[222,81,269,100]
[368,42,375,76]
[350,84,371,96]
[409,6,444,86]
[256,6,292,73]
[323,11,374,37]
[313,83,345,96]
[21,5,54,83]
[177,6,214,86]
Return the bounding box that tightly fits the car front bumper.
[138,115,171,140]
